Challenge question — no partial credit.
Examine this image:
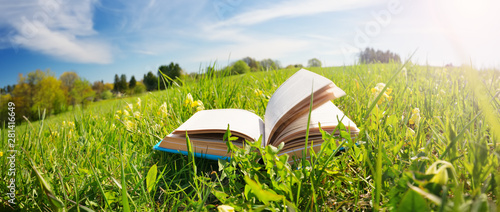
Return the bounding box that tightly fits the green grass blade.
[119,139,131,212]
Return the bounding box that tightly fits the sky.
[0,0,499,87]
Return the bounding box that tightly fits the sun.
[428,0,500,64]
[431,0,497,31]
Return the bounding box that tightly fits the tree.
[11,74,32,120]
[119,74,128,93]
[113,74,120,92]
[60,72,80,107]
[33,75,65,114]
[101,90,113,100]
[158,62,182,89]
[143,71,158,91]
[60,72,79,91]
[71,79,95,108]
[359,47,401,63]
[308,58,322,67]
[286,64,303,69]
[129,76,137,89]
[134,81,146,94]
[0,93,12,125]
[104,83,114,91]
[242,57,261,72]
[92,81,105,100]
[231,60,250,75]
[260,59,279,71]
[12,70,66,120]
[1,84,15,95]
[7,85,14,93]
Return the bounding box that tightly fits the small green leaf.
[397,189,429,212]
[27,155,65,212]
[212,190,229,202]
[244,175,283,204]
[146,164,158,193]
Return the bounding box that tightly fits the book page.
[172,109,264,142]
[270,101,359,146]
[264,69,346,145]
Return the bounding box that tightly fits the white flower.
[136,98,142,108]
[134,111,141,119]
[126,103,133,111]
[158,102,168,116]
[124,120,135,131]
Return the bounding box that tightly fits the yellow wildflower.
[412,108,420,114]
[0,152,3,157]
[377,98,384,105]
[68,121,75,128]
[134,111,141,119]
[254,89,263,96]
[195,100,204,111]
[126,103,133,111]
[124,120,135,131]
[426,160,456,185]
[184,93,194,107]
[372,83,392,104]
[114,114,120,119]
[409,108,421,125]
[117,110,122,115]
[51,131,59,137]
[123,110,130,116]
[217,205,235,212]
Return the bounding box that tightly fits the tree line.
[359,47,401,64]
[0,56,327,125]
[0,62,185,125]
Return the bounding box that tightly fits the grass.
[1,63,499,211]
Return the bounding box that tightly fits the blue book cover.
[153,140,230,161]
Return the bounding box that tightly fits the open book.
[153,69,360,160]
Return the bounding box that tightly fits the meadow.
[1,63,499,211]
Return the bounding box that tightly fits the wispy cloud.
[212,0,382,27]
[0,0,112,64]
[189,36,310,62]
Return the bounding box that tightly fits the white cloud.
[185,0,385,68]
[0,0,112,64]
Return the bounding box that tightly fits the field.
[1,63,499,211]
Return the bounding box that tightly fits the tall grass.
[1,64,499,211]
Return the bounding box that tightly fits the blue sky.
[1,0,499,87]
